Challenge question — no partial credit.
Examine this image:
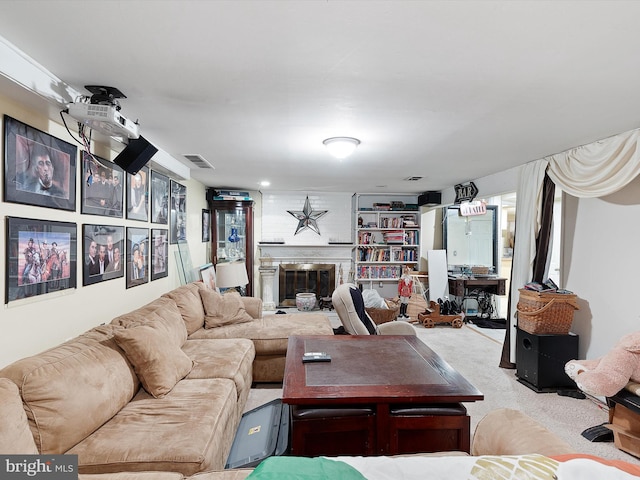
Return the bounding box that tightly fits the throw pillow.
[114,322,193,398]
[201,289,254,328]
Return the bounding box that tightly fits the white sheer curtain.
[547,128,640,197]
[508,159,548,362]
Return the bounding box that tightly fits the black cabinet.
[516,328,578,392]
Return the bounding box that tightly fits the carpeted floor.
[245,316,640,464]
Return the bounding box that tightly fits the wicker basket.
[366,299,400,325]
[516,288,579,334]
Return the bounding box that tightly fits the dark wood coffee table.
[282,335,483,456]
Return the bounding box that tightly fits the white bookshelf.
[353,193,420,292]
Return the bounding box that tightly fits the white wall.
[562,176,640,359]
[0,94,209,368]
[260,191,353,244]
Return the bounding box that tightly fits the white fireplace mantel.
[258,244,354,307]
[258,244,353,263]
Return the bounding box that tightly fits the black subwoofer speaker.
[516,327,579,392]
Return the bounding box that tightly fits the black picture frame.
[5,216,77,303]
[81,151,124,217]
[170,180,187,244]
[3,115,77,211]
[151,228,169,281]
[82,224,125,286]
[202,209,211,242]
[150,170,169,224]
[126,227,149,288]
[126,166,149,221]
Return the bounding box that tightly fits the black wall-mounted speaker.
[113,136,158,175]
[418,191,442,206]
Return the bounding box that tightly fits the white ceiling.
[1,1,640,194]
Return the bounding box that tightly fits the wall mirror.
[442,205,498,275]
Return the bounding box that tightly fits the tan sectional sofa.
[2,369,580,480]
[0,282,332,476]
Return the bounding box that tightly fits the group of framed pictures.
[3,115,186,304]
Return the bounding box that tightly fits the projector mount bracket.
[84,85,126,111]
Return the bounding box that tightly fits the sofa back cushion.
[162,282,206,335]
[0,378,38,454]
[201,289,254,328]
[0,324,139,454]
[111,297,187,346]
[114,315,194,398]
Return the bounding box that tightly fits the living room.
[3,1,640,476]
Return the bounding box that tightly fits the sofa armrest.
[241,296,263,319]
[471,408,576,456]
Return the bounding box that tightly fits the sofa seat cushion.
[114,318,194,398]
[201,290,254,328]
[188,314,333,356]
[0,324,139,454]
[162,282,207,335]
[70,378,239,476]
[0,378,38,454]
[183,339,254,401]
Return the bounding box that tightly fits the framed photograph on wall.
[202,209,211,242]
[3,115,77,211]
[81,151,124,217]
[126,166,149,221]
[151,228,169,281]
[5,216,77,303]
[82,224,125,286]
[126,227,149,288]
[151,170,169,224]
[170,180,187,244]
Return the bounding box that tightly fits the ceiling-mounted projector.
[67,102,140,139]
[67,85,139,139]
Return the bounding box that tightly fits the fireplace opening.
[278,263,336,307]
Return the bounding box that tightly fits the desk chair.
[332,283,416,335]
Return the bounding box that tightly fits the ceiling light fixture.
[323,137,361,159]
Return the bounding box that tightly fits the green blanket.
[246,457,366,480]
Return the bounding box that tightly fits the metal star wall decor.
[287,196,328,235]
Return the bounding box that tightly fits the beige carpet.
[245,319,640,464]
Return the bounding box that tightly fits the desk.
[448,276,507,297]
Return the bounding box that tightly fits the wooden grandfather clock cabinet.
[208,196,254,296]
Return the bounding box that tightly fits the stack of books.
[383,230,405,244]
[373,203,391,211]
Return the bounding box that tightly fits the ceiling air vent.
[183,154,215,169]
[404,176,423,181]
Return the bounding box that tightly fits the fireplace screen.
[279,263,336,307]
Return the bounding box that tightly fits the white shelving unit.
[353,193,420,293]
